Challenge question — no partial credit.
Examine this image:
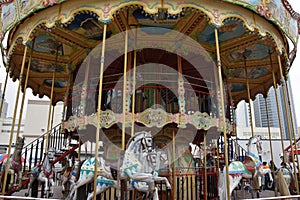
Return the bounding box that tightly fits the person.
[269,160,277,171]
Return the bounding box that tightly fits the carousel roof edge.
[0,0,299,45]
[222,0,300,47]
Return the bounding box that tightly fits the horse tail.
[218,168,227,200]
[276,170,291,196]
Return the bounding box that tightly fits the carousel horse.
[62,158,81,194]
[25,147,56,198]
[86,149,168,200]
[189,143,204,167]
[260,163,274,190]
[275,163,295,195]
[67,131,171,200]
[218,135,273,200]
[0,136,25,190]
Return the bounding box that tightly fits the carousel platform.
[2,186,64,199]
[0,187,293,200]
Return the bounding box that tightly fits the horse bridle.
[141,134,153,153]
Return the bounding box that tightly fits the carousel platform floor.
[0,187,296,199]
[3,186,64,199]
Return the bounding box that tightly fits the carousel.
[0,0,299,199]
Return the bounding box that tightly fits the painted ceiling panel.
[198,20,245,44]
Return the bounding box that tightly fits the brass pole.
[264,96,277,196]
[2,45,28,195]
[214,28,230,200]
[81,56,91,116]
[93,23,107,200]
[78,140,81,159]
[120,27,129,200]
[122,29,128,150]
[285,77,300,181]
[0,71,8,117]
[131,30,137,137]
[244,57,254,137]
[51,105,55,130]
[16,40,35,139]
[45,44,59,151]
[228,84,238,160]
[63,74,72,121]
[213,58,221,172]
[277,55,299,194]
[172,130,176,199]
[203,133,207,200]
[271,62,286,164]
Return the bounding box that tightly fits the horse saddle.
[243,157,255,175]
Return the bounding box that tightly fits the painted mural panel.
[227,66,269,79]
[65,13,109,40]
[229,44,273,61]
[198,19,245,44]
[18,0,67,17]
[19,0,41,16]
[223,0,298,44]
[231,84,246,92]
[133,8,180,31]
[33,35,61,53]
[1,2,17,32]
[44,79,67,88]
[31,60,65,73]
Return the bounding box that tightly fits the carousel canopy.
[0,0,299,105]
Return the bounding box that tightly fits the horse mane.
[125,131,151,150]
[12,136,24,162]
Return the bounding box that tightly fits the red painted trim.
[284,137,300,152]
[52,142,82,165]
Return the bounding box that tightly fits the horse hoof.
[25,193,29,197]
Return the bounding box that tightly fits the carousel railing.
[174,168,218,200]
[229,138,248,162]
[68,77,219,118]
[21,123,68,172]
[71,168,218,200]
[218,136,247,165]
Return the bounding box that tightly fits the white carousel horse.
[218,135,273,200]
[276,163,295,194]
[25,147,56,197]
[1,136,25,190]
[189,143,204,167]
[86,149,168,200]
[260,164,274,190]
[67,131,171,200]
[62,158,81,194]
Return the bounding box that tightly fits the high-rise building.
[236,100,249,128]
[236,78,298,139]
[0,83,8,118]
[253,88,281,128]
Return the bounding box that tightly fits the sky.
[0,1,300,124]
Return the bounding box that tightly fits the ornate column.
[16,39,35,139]
[93,23,108,200]
[214,28,230,200]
